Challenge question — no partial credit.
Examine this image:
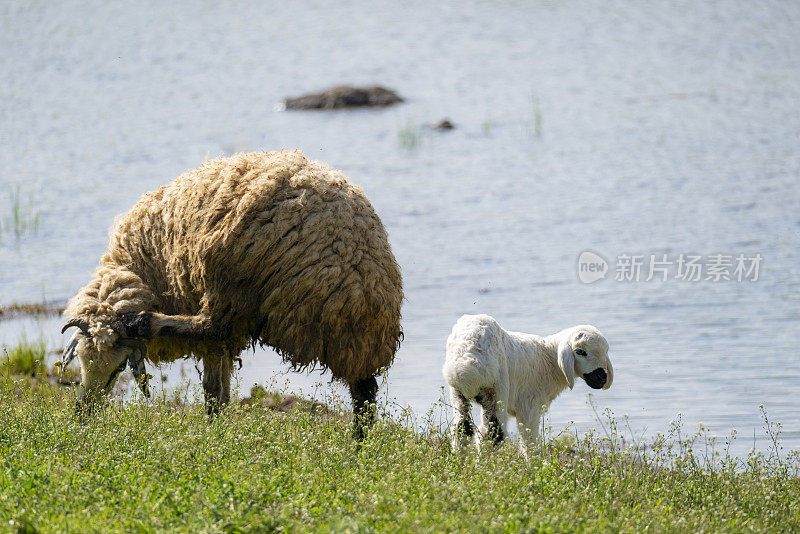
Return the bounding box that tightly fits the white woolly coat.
[443,314,613,446]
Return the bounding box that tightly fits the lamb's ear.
[603,357,614,390]
[557,340,575,389]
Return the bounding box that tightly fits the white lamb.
[442,314,614,453]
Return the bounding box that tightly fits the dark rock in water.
[430,119,455,130]
[284,85,404,110]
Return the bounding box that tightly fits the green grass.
[0,338,47,377]
[398,119,421,150]
[0,372,798,532]
[2,184,41,240]
[481,117,495,136]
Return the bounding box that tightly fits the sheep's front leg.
[449,387,475,451]
[476,390,506,447]
[349,376,378,441]
[202,353,232,416]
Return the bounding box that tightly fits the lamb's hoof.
[451,419,475,452]
[486,418,504,446]
[456,418,475,438]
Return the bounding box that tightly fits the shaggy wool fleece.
[65,150,403,383]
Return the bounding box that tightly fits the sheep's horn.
[62,319,90,335]
[60,333,81,375]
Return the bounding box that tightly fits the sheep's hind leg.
[450,387,475,451]
[202,352,233,416]
[349,376,378,441]
[476,390,505,447]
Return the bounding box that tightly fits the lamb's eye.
[575,349,587,356]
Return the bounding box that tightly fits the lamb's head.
[556,325,613,391]
[61,318,150,411]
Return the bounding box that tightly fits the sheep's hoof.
[351,424,367,442]
[117,312,153,339]
[351,410,375,442]
[204,395,225,417]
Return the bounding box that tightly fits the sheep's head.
[61,318,150,412]
[556,325,613,391]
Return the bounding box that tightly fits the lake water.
[2,0,799,456]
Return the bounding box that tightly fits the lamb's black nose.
[583,367,607,389]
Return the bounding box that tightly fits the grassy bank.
[0,373,798,533]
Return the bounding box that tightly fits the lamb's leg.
[476,389,506,446]
[516,409,541,458]
[450,387,475,451]
[202,353,233,416]
[349,376,378,441]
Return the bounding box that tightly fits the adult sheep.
[60,150,403,439]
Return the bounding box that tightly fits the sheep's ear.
[603,357,613,390]
[118,339,151,398]
[558,341,575,389]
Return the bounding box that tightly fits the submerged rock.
[429,119,455,130]
[284,85,404,110]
